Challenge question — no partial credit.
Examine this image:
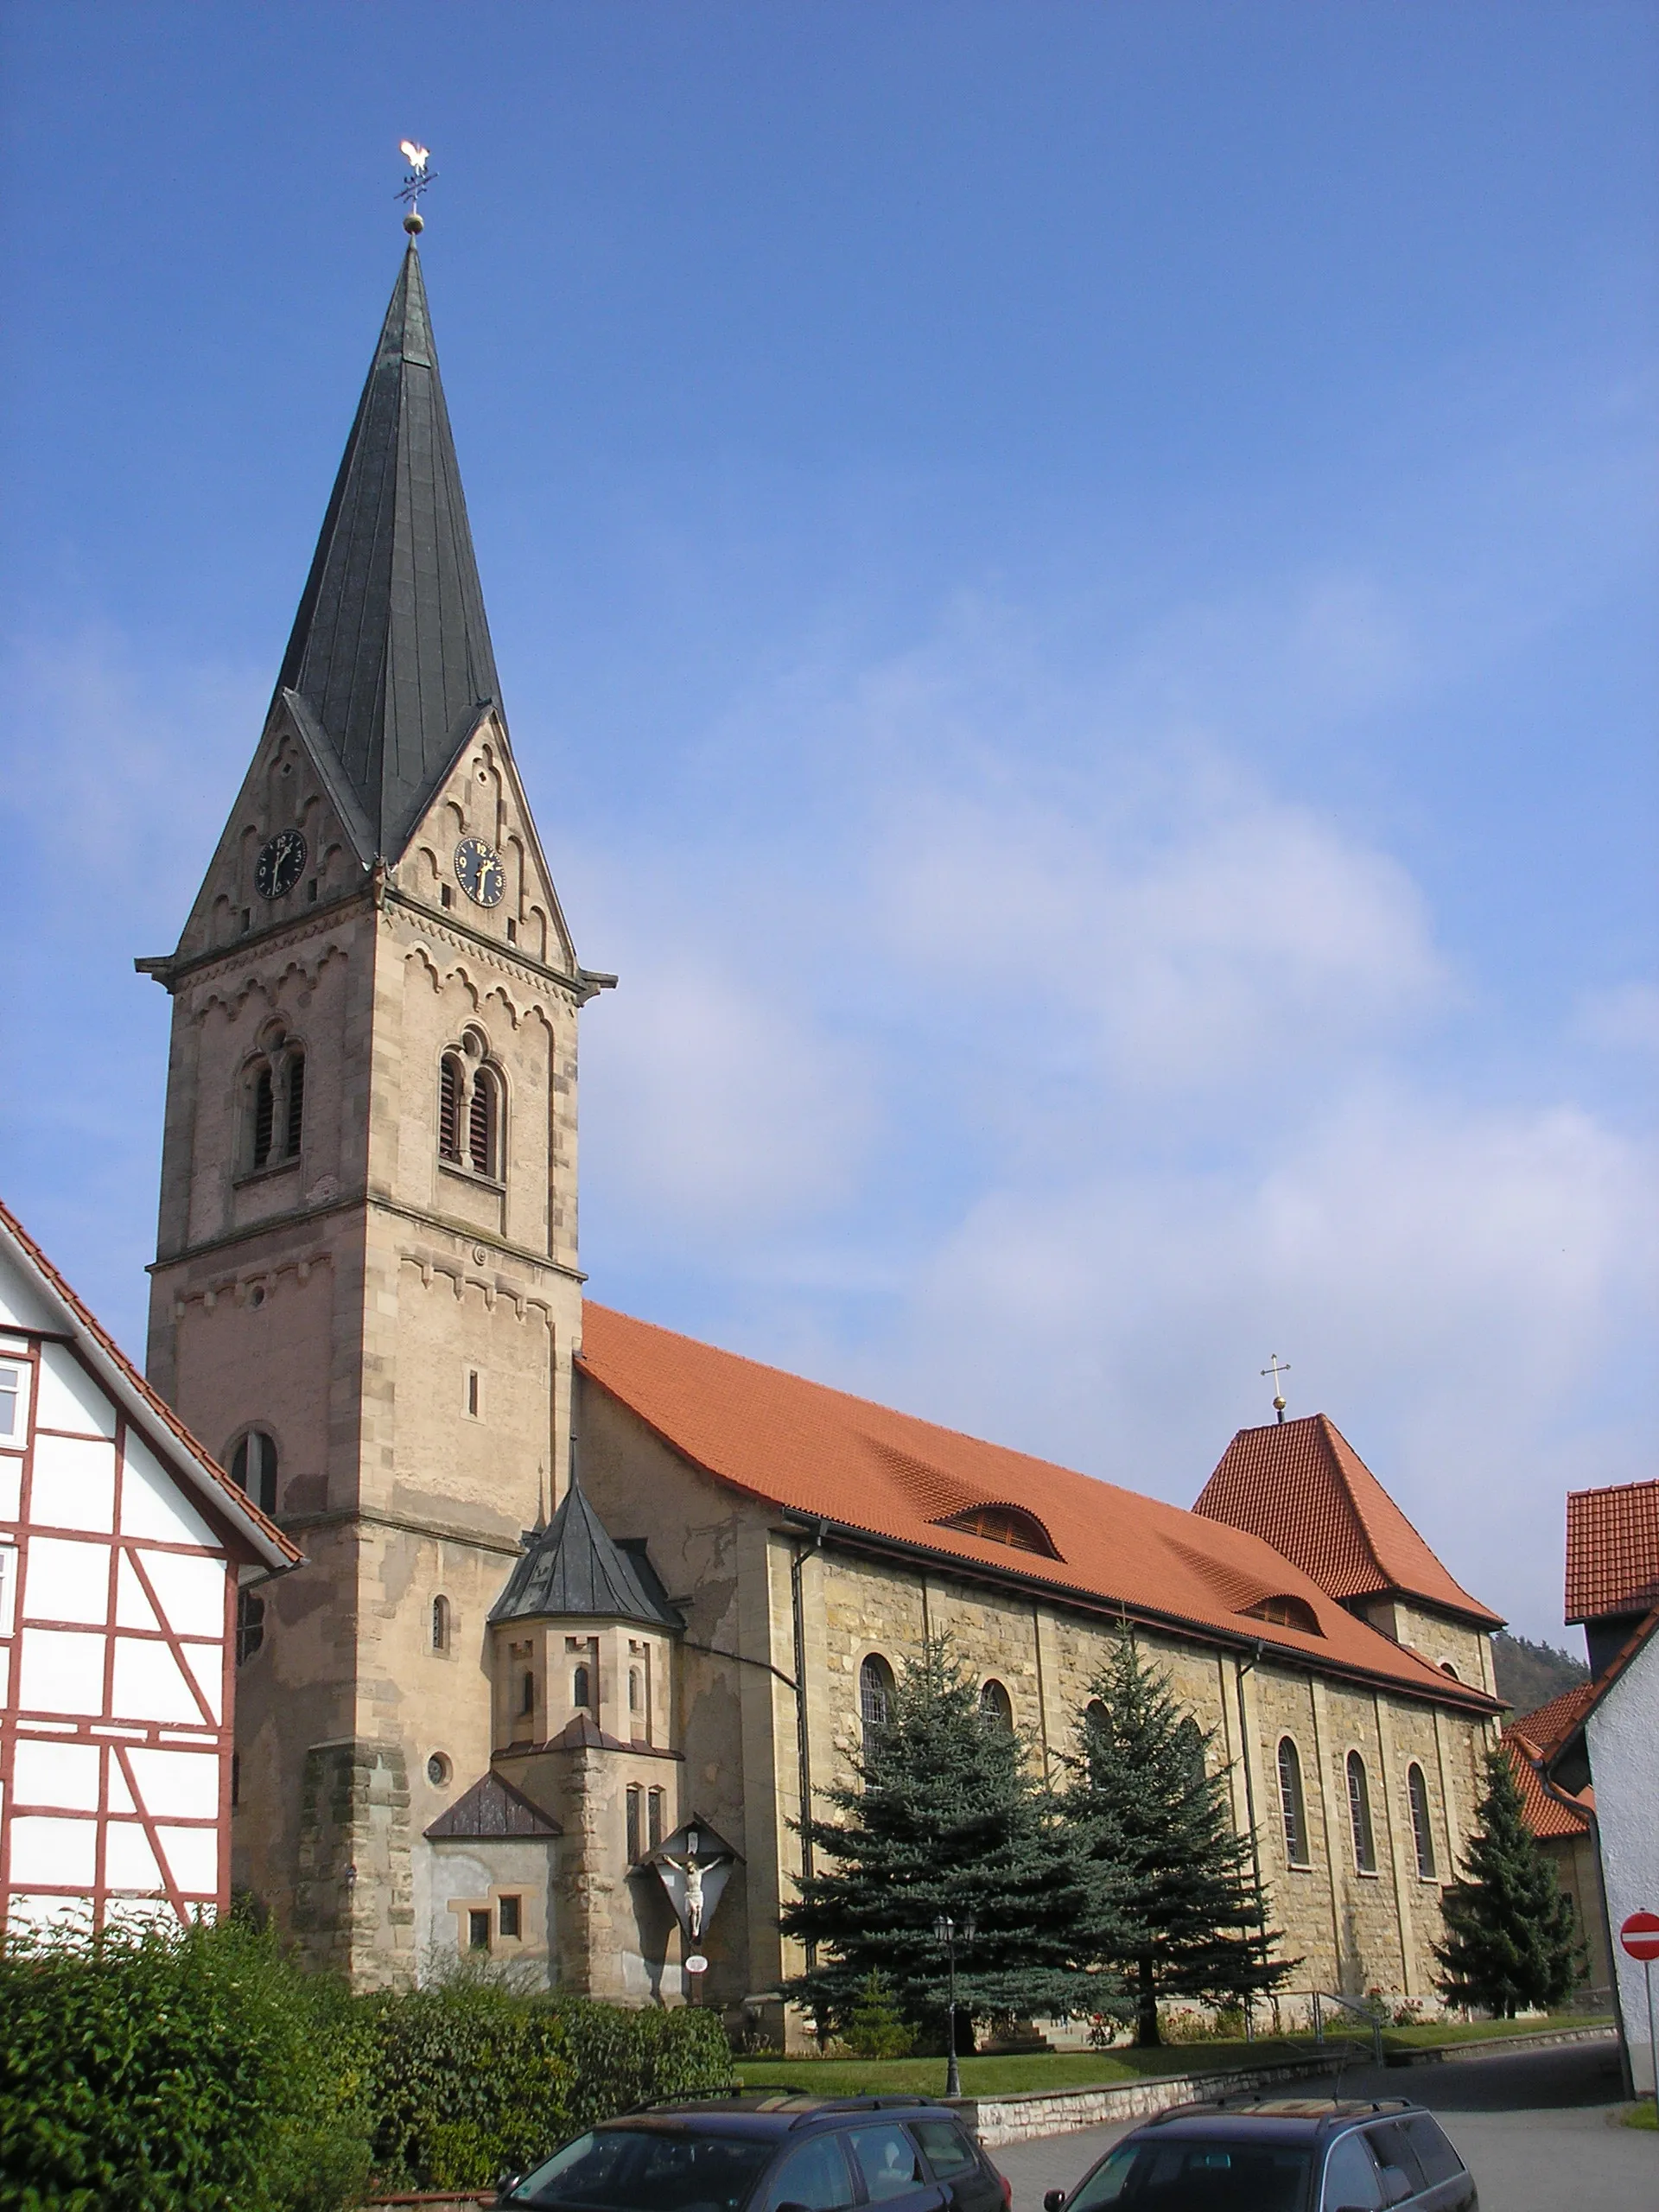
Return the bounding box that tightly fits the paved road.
[992,2042,1654,2212]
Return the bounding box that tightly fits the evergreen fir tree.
[844,1971,916,2058]
[779,1636,1120,2039]
[1063,1635,1291,2046]
[1433,1748,1582,2017]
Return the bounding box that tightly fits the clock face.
[454,836,505,908]
[254,829,308,900]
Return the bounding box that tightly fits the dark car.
[498,2094,1013,2212]
[1040,2097,1475,2212]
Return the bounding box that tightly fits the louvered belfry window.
[252,1067,275,1167]
[438,1056,463,1163]
[468,1070,496,1176]
[285,1052,305,1158]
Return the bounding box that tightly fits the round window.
[427,1753,452,1788]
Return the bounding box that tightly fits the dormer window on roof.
[935,1503,1061,1559]
[1241,1593,1323,1637]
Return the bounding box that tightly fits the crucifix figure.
[1260,1353,1291,1424]
[660,1840,715,1940]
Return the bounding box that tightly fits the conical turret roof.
[274,243,502,861]
[491,1479,681,1629]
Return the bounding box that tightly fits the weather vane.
[1261,1353,1291,1424]
[397,141,433,235]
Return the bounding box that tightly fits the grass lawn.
[733,2015,1611,2100]
[1621,2101,1658,2131]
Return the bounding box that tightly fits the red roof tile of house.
[1564,1478,1659,1624]
[1503,1731,1593,1841]
[1190,1414,1502,1628]
[577,1305,1501,1713]
[1508,1680,1598,1764]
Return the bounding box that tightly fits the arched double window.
[229,1430,278,1516]
[1407,1762,1437,1878]
[438,1033,503,1179]
[978,1678,1014,1729]
[860,1654,894,1752]
[1277,1737,1310,1867]
[1347,1750,1377,1873]
[245,1035,304,1172]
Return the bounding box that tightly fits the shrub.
[364,1986,734,2192]
[0,1918,372,2212]
[843,1973,915,2059]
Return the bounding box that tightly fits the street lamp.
[933,1912,977,2098]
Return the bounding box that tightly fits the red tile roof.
[1503,1731,1592,1840]
[1190,1414,1502,1628]
[0,1198,300,1573]
[577,1306,1502,1713]
[1564,1478,1659,1624]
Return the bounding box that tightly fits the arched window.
[430,1596,450,1653]
[230,1431,278,1516]
[1277,1737,1309,1866]
[1085,1697,1109,1737]
[1439,1661,1460,1681]
[236,1588,265,1665]
[521,1670,536,1717]
[439,1054,464,1163]
[247,1039,303,1171]
[1175,1715,1205,1784]
[1242,1593,1323,1637]
[859,1654,894,1751]
[626,1783,643,1862]
[978,1678,1013,1728]
[572,1662,593,1711]
[937,1503,1061,1558]
[1407,1763,1437,1878]
[1347,1751,1377,1873]
[647,1787,664,1849]
[629,1666,643,1716]
[468,1066,499,1177]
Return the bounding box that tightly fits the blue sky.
[2,3,1654,1642]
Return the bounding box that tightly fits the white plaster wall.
[1586,1636,1659,2094]
[416,1836,557,1987]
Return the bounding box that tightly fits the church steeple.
[275,243,502,864]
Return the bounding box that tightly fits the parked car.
[1039,2097,1475,2212]
[497,2094,1014,2212]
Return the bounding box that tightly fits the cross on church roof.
[1260,1353,1291,1423]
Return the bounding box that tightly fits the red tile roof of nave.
[1564,1478,1659,1624]
[576,1304,1501,1713]
[1502,1732,1592,1840]
[0,1196,300,1570]
[1190,1414,1502,1629]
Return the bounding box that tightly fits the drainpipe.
[1235,1643,1268,2040]
[790,1522,827,1965]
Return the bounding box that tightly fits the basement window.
[499,1894,522,1940]
[468,1910,491,1950]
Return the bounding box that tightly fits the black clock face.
[454,836,505,908]
[254,830,308,900]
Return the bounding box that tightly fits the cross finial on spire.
[1260,1353,1291,1424]
[397,140,433,235]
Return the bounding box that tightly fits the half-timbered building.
[0,1202,297,1936]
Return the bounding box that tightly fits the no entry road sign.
[1621,1911,1659,1962]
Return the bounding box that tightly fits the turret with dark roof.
[491,1478,682,1630]
[275,242,504,864]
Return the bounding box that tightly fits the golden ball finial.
[404,208,424,236]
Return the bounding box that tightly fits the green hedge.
[0,1920,372,2212]
[365,1985,734,2191]
[0,1923,734,2209]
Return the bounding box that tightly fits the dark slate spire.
[490,1480,682,1629]
[275,243,502,861]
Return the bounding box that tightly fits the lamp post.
[933,1912,976,2098]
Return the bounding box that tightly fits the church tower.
[141,241,608,1983]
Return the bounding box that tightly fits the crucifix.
[1260,1353,1291,1424]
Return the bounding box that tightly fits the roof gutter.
[776,1510,1505,1719]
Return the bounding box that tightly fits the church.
[137,234,1507,2045]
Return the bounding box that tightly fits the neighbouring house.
[0,1201,298,1938]
[1543,1478,1659,2093]
[1502,1688,1609,1999]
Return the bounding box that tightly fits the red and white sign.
[1620,1910,1659,1962]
